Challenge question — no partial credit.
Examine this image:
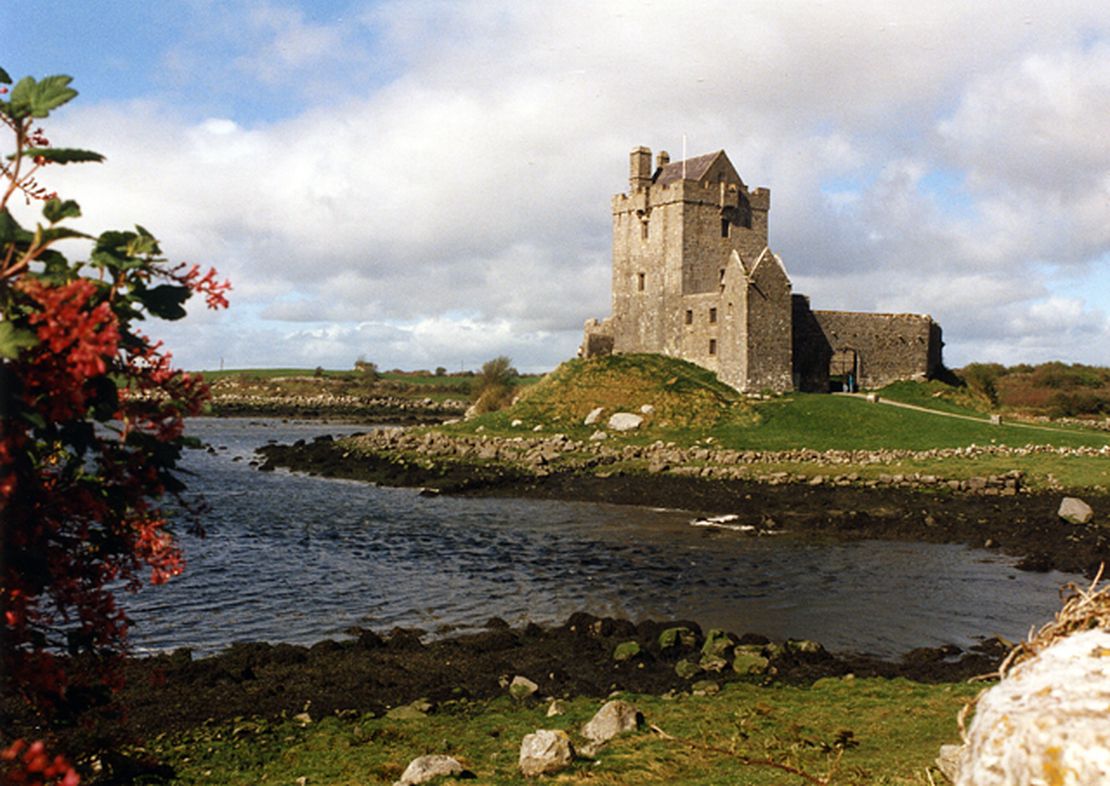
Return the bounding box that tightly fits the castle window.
[709,307,717,324]
[641,221,649,240]
[708,339,717,355]
[685,309,693,325]
[637,272,645,291]
[721,218,730,238]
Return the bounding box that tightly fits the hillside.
[449,354,757,437]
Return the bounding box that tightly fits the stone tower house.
[582,146,943,392]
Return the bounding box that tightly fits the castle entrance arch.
[829,348,859,392]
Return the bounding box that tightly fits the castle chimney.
[630,146,652,190]
[656,150,670,169]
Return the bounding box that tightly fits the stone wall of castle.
[792,299,943,390]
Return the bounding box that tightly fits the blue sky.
[6,1,1110,371]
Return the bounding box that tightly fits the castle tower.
[583,146,794,392]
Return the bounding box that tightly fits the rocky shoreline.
[257,433,1110,578]
[46,613,1006,748]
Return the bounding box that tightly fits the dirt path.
[837,392,1089,436]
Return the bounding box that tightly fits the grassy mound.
[454,354,755,436]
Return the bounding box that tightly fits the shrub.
[0,66,228,751]
[354,357,380,381]
[958,363,1006,405]
[470,355,518,413]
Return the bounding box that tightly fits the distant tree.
[471,355,518,413]
[313,366,325,378]
[434,366,447,377]
[959,363,1005,406]
[0,66,228,780]
[354,356,380,381]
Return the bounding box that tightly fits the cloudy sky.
[7,1,1110,371]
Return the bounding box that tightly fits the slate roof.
[653,150,723,185]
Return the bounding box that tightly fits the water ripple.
[119,418,1082,657]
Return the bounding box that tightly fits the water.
[119,417,1081,658]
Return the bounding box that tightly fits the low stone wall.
[345,429,1109,495]
[209,393,468,418]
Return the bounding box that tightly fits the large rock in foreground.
[607,412,643,432]
[1058,496,1094,525]
[393,754,465,785]
[519,729,575,777]
[581,699,641,745]
[957,629,1110,785]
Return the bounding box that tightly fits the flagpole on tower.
[682,133,687,179]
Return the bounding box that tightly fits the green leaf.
[8,75,77,118]
[136,284,190,321]
[7,76,35,117]
[90,249,143,272]
[38,225,92,244]
[0,321,38,359]
[127,233,160,257]
[43,198,81,223]
[0,67,11,84]
[0,208,32,244]
[18,147,104,165]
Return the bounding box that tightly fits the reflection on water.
[120,417,1080,657]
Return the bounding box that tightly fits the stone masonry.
[582,146,943,392]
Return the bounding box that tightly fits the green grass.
[451,355,1109,451]
[714,394,1109,452]
[875,380,991,417]
[141,678,977,785]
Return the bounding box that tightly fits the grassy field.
[141,678,976,785]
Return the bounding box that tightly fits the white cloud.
[17,1,1110,370]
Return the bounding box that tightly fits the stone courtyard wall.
[805,309,942,390]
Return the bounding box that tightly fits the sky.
[6,0,1110,372]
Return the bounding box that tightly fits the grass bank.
[139,678,976,785]
[434,355,1109,491]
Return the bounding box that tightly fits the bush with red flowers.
[0,67,229,782]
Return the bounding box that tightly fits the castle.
[581,146,943,392]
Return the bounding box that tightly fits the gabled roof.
[653,150,724,185]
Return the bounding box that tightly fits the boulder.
[509,675,539,701]
[584,407,605,425]
[519,729,574,777]
[385,698,432,720]
[1058,496,1094,525]
[658,626,696,651]
[588,430,608,441]
[674,659,701,679]
[731,646,770,675]
[612,641,641,662]
[581,700,642,745]
[698,654,728,672]
[393,754,465,786]
[607,412,643,432]
[640,404,655,414]
[957,629,1110,785]
[702,629,735,658]
[935,744,964,784]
